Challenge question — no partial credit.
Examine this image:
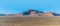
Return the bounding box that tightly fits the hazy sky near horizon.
[0,0,60,14]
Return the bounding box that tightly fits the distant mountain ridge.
[23,9,44,15]
[22,9,60,16]
[0,9,60,16]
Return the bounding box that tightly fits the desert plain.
[0,16,60,26]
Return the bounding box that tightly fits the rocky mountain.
[22,9,60,16]
[51,12,60,16]
[22,9,44,16]
[0,9,60,16]
[44,12,54,16]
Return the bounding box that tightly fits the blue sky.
[0,0,60,14]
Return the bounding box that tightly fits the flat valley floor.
[0,16,60,26]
